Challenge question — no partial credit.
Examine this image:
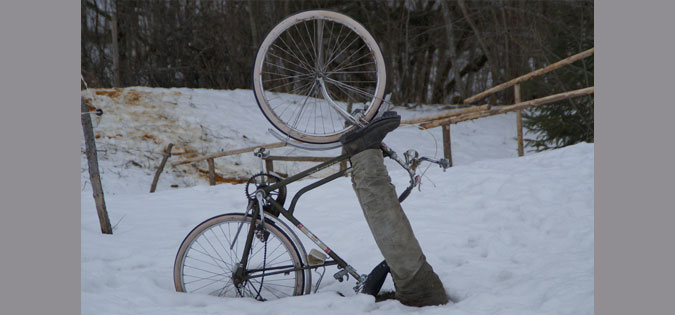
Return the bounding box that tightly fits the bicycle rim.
[174,213,304,300]
[253,10,387,144]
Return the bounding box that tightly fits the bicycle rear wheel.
[174,213,305,300]
[253,10,387,144]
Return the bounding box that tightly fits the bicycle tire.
[174,213,305,300]
[253,10,387,144]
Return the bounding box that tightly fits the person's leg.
[340,112,449,306]
[350,149,449,306]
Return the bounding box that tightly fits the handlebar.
[380,143,450,203]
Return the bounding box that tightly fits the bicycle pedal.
[333,269,349,282]
[307,249,327,266]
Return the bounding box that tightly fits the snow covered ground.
[81,87,593,314]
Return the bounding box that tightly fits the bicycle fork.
[230,196,268,290]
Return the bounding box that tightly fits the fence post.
[150,143,173,193]
[442,123,453,167]
[207,158,216,185]
[339,102,353,175]
[514,84,524,156]
[81,97,113,234]
[265,158,274,173]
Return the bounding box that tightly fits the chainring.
[245,173,287,216]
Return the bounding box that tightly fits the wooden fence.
[402,47,595,161]
[153,48,594,189]
[151,141,342,190]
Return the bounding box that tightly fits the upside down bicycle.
[173,10,450,301]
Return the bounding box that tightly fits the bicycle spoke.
[325,24,349,68]
[293,24,316,69]
[265,77,310,93]
[264,61,307,76]
[325,77,376,100]
[266,52,314,76]
[328,44,368,74]
[325,70,377,75]
[251,280,282,299]
[271,43,314,73]
[194,240,229,273]
[189,275,230,293]
[252,10,385,142]
[329,52,375,74]
[277,36,314,72]
[183,272,227,286]
[268,79,314,103]
[211,228,237,267]
[261,73,312,86]
[303,20,318,64]
[249,278,292,298]
[273,81,315,121]
[318,92,326,134]
[325,77,363,106]
[186,254,232,272]
[218,224,237,267]
[211,278,233,297]
[290,80,317,130]
[202,234,233,272]
[324,33,361,70]
[327,60,376,73]
[183,265,228,281]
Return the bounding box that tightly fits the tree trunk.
[440,0,465,99]
[111,0,120,87]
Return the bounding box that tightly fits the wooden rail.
[159,142,340,188]
[463,48,594,104]
[399,47,594,164]
[265,155,334,162]
[263,155,337,174]
[172,141,286,166]
[401,104,490,125]
[419,87,594,129]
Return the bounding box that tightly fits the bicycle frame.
[233,143,448,292]
[236,153,364,286]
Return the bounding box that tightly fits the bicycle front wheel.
[253,10,387,144]
[174,213,305,300]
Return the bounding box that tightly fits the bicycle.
[173,10,450,301]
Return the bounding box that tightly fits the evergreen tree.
[522,1,594,151]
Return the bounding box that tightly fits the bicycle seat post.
[253,148,270,174]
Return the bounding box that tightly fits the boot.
[350,149,449,307]
[394,261,449,306]
[340,111,400,155]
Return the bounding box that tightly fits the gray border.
[0,1,80,313]
[597,1,675,314]
[2,1,673,314]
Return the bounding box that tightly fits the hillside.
[81,87,522,194]
[81,87,593,315]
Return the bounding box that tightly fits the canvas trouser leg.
[350,149,449,306]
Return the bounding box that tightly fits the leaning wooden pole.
[81,97,113,234]
[150,143,173,193]
[421,86,594,129]
[401,104,490,125]
[464,48,594,104]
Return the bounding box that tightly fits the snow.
[82,87,593,314]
